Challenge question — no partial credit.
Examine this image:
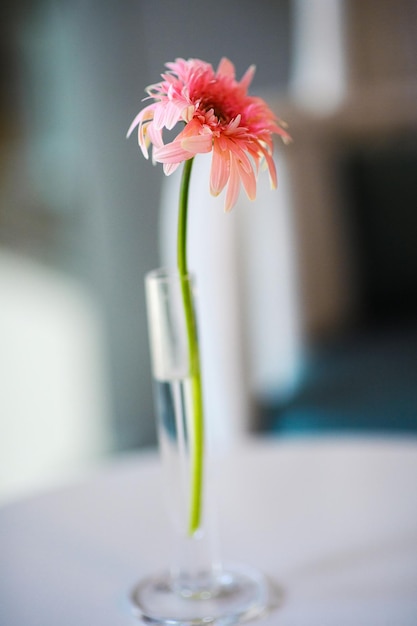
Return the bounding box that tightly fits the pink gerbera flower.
[127,57,291,211]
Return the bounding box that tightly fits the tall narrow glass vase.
[131,268,277,625]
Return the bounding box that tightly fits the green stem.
[177,157,204,535]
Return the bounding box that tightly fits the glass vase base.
[131,564,282,625]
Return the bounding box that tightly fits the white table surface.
[1,435,417,626]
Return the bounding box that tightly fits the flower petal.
[163,162,181,175]
[165,100,189,130]
[138,123,150,159]
[154,140,193,164]
[181,132,212,154]
[239,64,256,90]
[153,99,184,130]
[237,161,257,201]
[210,142,230,196]
[147,123,163,149]
[227,138,253,173]
[216,57,235,79]
[126,105,154,138]
[225,155,241,211]
[226,114,242,133]
[260,146,278,189]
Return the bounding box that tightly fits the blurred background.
[0,0,416,503]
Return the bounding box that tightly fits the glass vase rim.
[146,267,195,284]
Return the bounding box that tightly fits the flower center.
[198,96,230,124]
[211,106,228,123]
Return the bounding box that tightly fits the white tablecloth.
[1,436,417,625]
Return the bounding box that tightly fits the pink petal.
[163,162,181,175]
[181,133,212,154]
[126,105,153,138]
[226,114,242,132]
[165,100,188,130]
[126,114,141,139]
[210,143,230,196]
[154,100,182,128]
[239,64,256,90]
[138,124,150,159]
[147,123,163,148]
[216,57,235,78]
[260,147,278,189]
[270,121,292,145]
[237,161,257,201]
[227,139,252,173]
[182,104,195,122]
[225,155,241,211]
[154,140,193,164]
[217,135,229,151]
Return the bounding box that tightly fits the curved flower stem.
[177,157,204,535]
